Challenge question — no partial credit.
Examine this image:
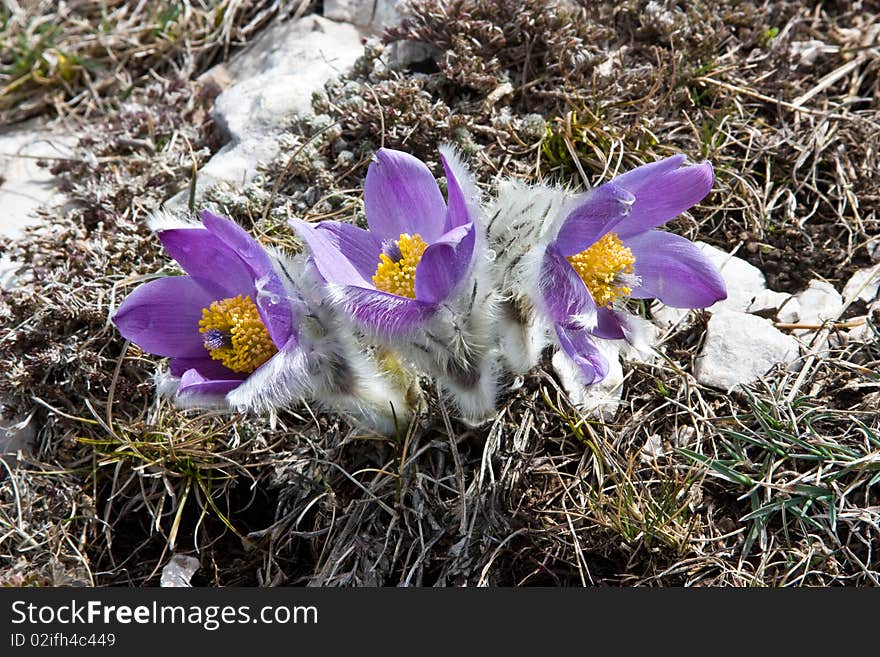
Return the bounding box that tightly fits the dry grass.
[1,0,879,586]
[0,0,315,124]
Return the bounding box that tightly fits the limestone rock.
[0,411,35,469]
[640,434,669,462]
[695,310,801,391]
[172,15,364,205]
[842,266,880,305]
[324,0,401,31]
[695,241,767,313]
[746,289,795,320]
[867,236,880,262]
[793,279,844,326]
[650,302,691,330]
[0,119,75,240]
[160,554,200,587]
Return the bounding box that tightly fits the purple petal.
[200,211,272,280]
[364,148,447,242]
[539,246,597,328]
[441,151,474,232]
[314,220,383,282]
[614,158,714,238]
[593,307,626,340]
[414,223,475,303]
[290,218,374,288]
[338,286,436,335]
[554,182,635,256]
[593,307,649,349]
[612,154,687,189]
[177,368,243,397]
[114,276,223,358]
[555,323,609,384]
[625,231,727,307]
[158,228,256,298]
[169,357,245,381]
[200,211,294,347]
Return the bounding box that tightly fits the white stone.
[840,316,875,344]
[674,426,695,448]
[650,302,690,329]
[842,266,880,304]
[160,554,200,587]
[640,434,669,462]
[837,298,879,344]
[695,310,801,391]
[173,15,364,204]
[389,40,436,67]
[0,256,22,290]
[596,46,627,78]
[324,0,401,31]
[0,410,35,468]
[0,119,75,240]
[746,289,793,317]
[867,236,880,262]
[789,40,836,68]
[551,340,624,421]
[776,297,801,324]
[695,242,767,313]
[794,279,844,326]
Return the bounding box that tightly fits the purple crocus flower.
[113,210,297,405]
[290,147,477,335]
[534,155,727,383]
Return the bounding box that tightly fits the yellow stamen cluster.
[199,294,277,373]
[371,233,428,299]
[566,232,636,307]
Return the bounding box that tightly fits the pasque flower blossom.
[292,147,500,423]
[489,154,727,383]
[114,210,296,403]
[290,147,476,335]
[113,210,413,432]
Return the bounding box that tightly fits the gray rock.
[793,279,843,326]
[842,266,880,305]
[650,302,690,329]
[746,289,796,320]
[0,410,35,469]
[640,434,669,462]
[695,310,801,391]
[171,15,364,205]
[867,237,880,262]
[0,256,23,291]
[0,119,75,240]
[696,241,767,313]
[324,0,401,31]
[160,554,200,587]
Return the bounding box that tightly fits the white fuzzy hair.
[485,180,657,377]
[147,208,201,233]
[485,182,576,373]
[329,247,503,425]
[310,146,506,424]
[439,143,482,223]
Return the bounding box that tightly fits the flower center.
[566,232,636,307]
[198,294,277,373]
[372,233,428,299]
